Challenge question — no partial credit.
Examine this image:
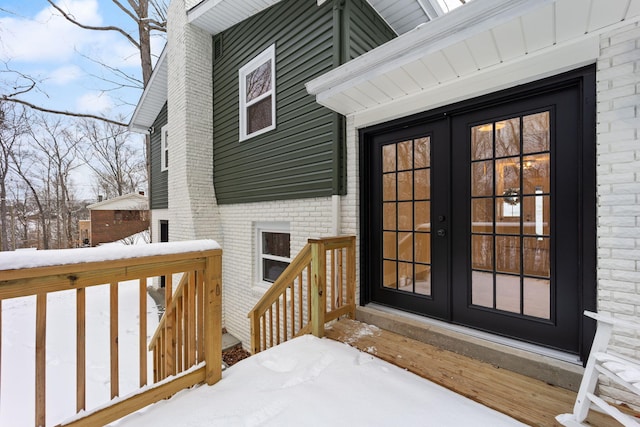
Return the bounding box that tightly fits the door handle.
[437,229,447,238]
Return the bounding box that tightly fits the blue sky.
[0,0,165,121]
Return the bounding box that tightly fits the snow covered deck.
[325,319,631,427]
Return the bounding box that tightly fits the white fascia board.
[129,47,168,134]
[351,35,600,129]
[306,0,552,98]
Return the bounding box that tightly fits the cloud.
[76,91,113,113]
[0,0,133,69]
[48,65,83,85]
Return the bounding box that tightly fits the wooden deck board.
[325,319,616,427]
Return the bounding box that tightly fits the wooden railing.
[248,236,356,354]
[0,241,222,427]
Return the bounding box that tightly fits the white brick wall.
[219,197,335,347]
[167,0,221,244]
[596,21,640,406]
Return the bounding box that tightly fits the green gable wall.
[346,0,397,60]
[149,102,168,210]
[212,0,394,205]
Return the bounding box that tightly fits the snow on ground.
[113,335,526,427]
[0,279,159,426]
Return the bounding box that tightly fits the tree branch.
[46,0,140,49]
[1,97,127,127]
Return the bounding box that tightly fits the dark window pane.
[246,60,272,102]
[471,161,493,197]
[262,259,288,283]
[247,96,272,134]
[397,140,413,170]
[262,232,289,257]
[382,144,396,172]
[471,198,493,234]
[414,137,430,168]
[496,236,520,274]
[522,153,550,194]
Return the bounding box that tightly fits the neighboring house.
[86,193,149,246]
[130,0,640,405]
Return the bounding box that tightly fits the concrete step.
[356,304,584,391]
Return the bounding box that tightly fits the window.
[239,44,276,141]
[256,223,290,285]
[161,125,168,171]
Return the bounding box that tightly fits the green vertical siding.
[346,0,396,60]
[150,103,168,210]
[213,0,337,204]
[211,0,394,204]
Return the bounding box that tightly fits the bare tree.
[0,102,28,250]
[78,118,147,199]
[2,1,167,125]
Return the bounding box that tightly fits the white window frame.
[239,44,276,141]
[255,222,290,288]
[161,125,169,171]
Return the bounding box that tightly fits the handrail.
[0,241,223,427]
[248,236,356,354]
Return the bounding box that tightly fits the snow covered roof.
[86,193,148,211]
[306,0,640,126]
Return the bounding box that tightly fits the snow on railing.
[0,241,223,427]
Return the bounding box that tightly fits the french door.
[363,69,595,355]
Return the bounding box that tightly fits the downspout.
[331,0,347,236]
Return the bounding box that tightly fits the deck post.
[204,251,222,385]
[310,239,326,338]
[346,236,356,319]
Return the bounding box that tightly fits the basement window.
[239,44,276,141]
[256,222,290,286]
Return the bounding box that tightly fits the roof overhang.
[307,0,640,127]
[87,193,148,211]
[187,0,284,34]
[129,48,167,133]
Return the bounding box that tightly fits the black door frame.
[359,65,596,360]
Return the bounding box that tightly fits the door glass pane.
[383,260,397,288]
[414,137,430,168]
[414,201,430,232]
[496,236,520,274]
[523,237,550,278]
[415,233,430,264]
[398,202,413,230]
[523,195,549,236]
[471,161,493,197]
[471,124,493,160]
[383,232,396,259]
[524,278,550,319]
[523,153,550,194]
[397,171,413,200]
[496,274,520,314]
[415,265,431,296]
[398,262,413,291]
[383,174,396,201]
[495,118,520,158]
[398,232,413,261]
[383,203,396,230]
[414,169,430,199]
[469,110,551,319]
[397,141,413,170]
[471,271,493,308]
[382,144,396,172]
[471,198,493,234]
[471,235,493,270]
[523,112,549,154]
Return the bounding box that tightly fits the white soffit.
[188,0,283,34]
[129,48,167,133]
[365,0,444,35]
[307,0,640,119]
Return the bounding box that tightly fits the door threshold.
[358,303,584,391]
